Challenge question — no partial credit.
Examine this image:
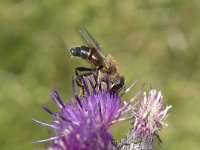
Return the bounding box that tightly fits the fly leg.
[74,67,95,95]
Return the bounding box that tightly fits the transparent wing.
[79,28,105,57]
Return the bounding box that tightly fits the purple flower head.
[51,74,122,130]
[34,73,135,150]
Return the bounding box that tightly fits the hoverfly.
[69,29,126,95]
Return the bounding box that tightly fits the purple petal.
[71,79,82,107]
[88,75,96,94]
[92,72,98,86]
[54,87,65,108]
[41,104,54,115]
[32,118,58,129]
[82,76,90,96]
[50,93,62,108]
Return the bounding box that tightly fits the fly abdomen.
[70,46,103,67]
[70,46,91,59]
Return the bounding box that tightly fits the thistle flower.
[33,69,172,150]
[120,89,172,150]
[33,73,139,150]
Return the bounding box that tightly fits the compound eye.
[111,77,125,91]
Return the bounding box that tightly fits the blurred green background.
[0,0,200,149]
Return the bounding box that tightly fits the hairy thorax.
[98,54,122,84]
